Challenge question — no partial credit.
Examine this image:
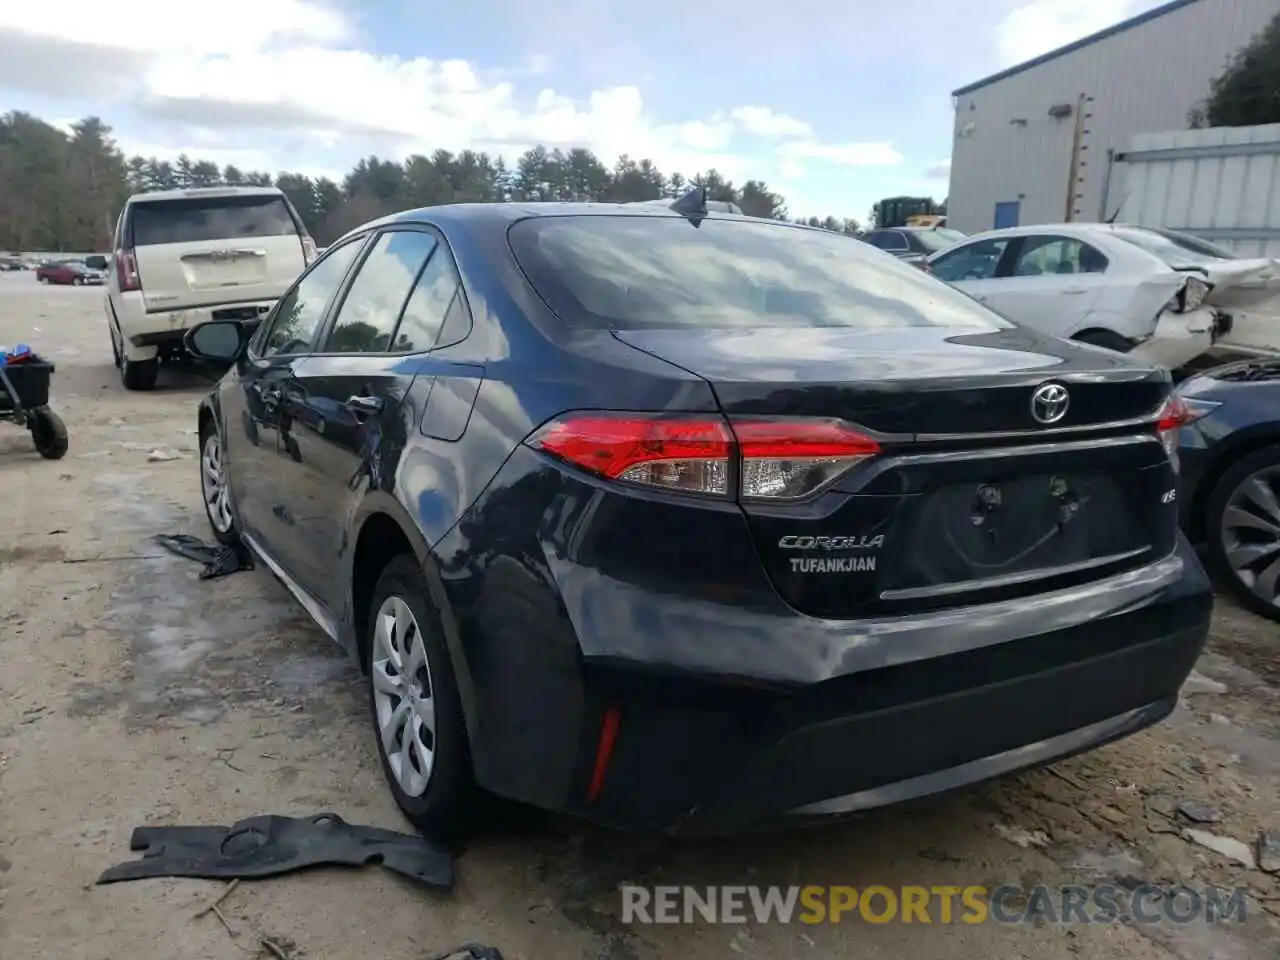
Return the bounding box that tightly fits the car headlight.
[1169,276,1212,313]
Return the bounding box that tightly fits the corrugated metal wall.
[948,0,1278,235]
[1113,124,1280,257]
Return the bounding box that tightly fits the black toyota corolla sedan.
[1175,358,1280,623]
[185,191,1212,837]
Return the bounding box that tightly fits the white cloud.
[995,0,1140,65]
[924,158,951,179]
[0,0,905,185]
[730,106,813,139]
[777,140,905,167]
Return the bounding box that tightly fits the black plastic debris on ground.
[154,533,254,580]
[427,946,505,960]
[96,813,453,891]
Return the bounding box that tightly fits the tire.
[1072,329,1133,353]
[120,354,159,391]
[366,554,474,838]
[199,422,240,545]
[30,408,69,460]
[1205,444,1280,622]
[73,277,83,286]
[38,276,48,284]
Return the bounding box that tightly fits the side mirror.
[185,320,247,362]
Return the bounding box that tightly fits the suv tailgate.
[129,192,308,313]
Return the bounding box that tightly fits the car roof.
[330,201,809,248]
[126,185,285,204]
[956,222,1163,242]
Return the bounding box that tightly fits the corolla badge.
[1030,383,1070,425]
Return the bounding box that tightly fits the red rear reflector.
[586,705,622,803]
[529,413,881,500]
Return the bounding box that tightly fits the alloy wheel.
[371,595,437,798]
[1220,467,1280,608]
[200,432,234,534]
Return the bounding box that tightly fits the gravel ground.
[0,272,1278,960]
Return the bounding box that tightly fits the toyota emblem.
[1030,383,1070,425]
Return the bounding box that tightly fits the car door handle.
[345,395,384,416]
[1060,288,1087,295]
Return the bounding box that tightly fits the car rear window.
[913,228,966,251]
[508,216,1010,331]
[1111,227,1234,266]
[128,194,300,247]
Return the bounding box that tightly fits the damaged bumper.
[1130,306,1221,369]
[474,537,1212,834]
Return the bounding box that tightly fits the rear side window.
[324,231,439,353]
[394,243,463,351]
[128,194,299,247]
[509,216,1010,331]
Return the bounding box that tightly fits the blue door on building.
[994,201,1020,229]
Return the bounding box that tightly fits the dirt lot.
[1,273,1278,960]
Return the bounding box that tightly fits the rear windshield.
[508,216,1010,331]
[913,228,966,252]
[129,194,299,247]
[1112,226,1235,266]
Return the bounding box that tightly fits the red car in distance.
[36,261,106,286]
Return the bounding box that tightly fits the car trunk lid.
[613,325,1178,617]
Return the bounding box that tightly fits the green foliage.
[0,111,863,252]
[1190,10,1280,128]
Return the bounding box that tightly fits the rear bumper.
[582,614,1203,833]
[113,291,275,345]
[460,535,1211,833]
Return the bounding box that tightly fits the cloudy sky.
[0,0,1168,220]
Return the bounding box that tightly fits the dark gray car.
[863,227,966,268]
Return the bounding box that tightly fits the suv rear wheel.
[120,354,159,391]
[366,555,474,838]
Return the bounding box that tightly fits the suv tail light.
[527,413,880,500]
[302,236,318,264]
[116,249,140,292]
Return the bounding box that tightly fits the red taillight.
[528,413,880,500]
[1156,394,1190,433]
[531,415,733,495]
[302,236,317,264]
[116,249,140,292]
[733,418,881,499]
[1155,394,1190,457]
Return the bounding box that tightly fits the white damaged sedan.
[925,222,1280,369]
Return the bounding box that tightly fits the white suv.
[105,186,316,390]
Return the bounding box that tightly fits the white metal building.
[947,0,1278,235]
